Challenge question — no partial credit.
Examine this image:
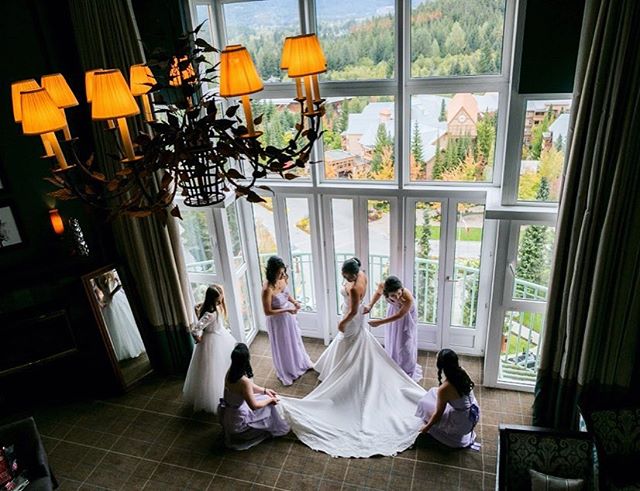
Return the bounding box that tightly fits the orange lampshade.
[286,34,327,78]
[20,88,66,135]
[91,69,139,120]
[41,73,78,108]
[11,79,40,123]
[280,36,295,70]
[85,69,104,103]
[130,64,156,96]
[219,45,263,97]
[49,209,65,235]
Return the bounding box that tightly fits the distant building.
[324,149,358,178]
[447,93,478,138]
[523,100,571,146]
[334,93,499,177]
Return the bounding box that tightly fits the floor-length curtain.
[68,0,196,373]
[533,0,640,428]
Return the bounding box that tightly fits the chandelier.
[10,27,327,217]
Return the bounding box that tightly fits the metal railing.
[500,310,545,384]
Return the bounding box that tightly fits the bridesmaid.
[416,349,480,448]
[261,256,313,386]
[365,276,423,381]
[219,344,290,450]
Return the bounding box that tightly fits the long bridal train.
[277,289,426,458]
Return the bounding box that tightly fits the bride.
[277,258,426,458]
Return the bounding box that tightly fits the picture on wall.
[0,203,24,249]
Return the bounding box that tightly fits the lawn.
[416,226,483,242]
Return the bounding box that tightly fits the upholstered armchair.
[0,417,57,491]
[497,424,596,490]
[579,399,640,490]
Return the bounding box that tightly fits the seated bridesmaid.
[218,344,290,450]
[365,276,423,381]
[261,256,313,386]
[416,349,480,448]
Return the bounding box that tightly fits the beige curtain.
[68,0,196,372]
[533,0,640,427]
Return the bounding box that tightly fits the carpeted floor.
[33,333,532,490]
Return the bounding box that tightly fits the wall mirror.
[83,265,152,389]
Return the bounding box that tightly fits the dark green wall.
[0,0,119,402]
[519,0,585,93]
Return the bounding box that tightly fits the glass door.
[443,200,494,354]
[248,194,324,338]
[322,196,398,339]
[209,201,258,344]
[406,197,494,355]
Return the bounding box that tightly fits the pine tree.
[555,134,564,152]
[516,179,550,285]
[411,120,424,171]
[419,207,432,259]
[479,44,494,73]
[439,99,447,122]
[371,123,391,174]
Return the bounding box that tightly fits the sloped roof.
[447,93,478,124]
[549,113,570,143]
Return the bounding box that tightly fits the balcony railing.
[187,251,549,385]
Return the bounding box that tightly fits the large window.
[517,99,571,202]
[186,0,566,388]
[409,93,499,183]
[323,96,395,181]
[316,0,395,80]
[411,0,507,77]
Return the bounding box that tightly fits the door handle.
[445,276,460,282]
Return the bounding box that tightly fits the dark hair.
[437,349,474,396]
[199,285,225,320]
[227,343,253,383]
[265,256,286,286]
[341,257,361,276]
[383,276,403,297]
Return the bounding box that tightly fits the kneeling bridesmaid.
[218,344,290,450]
[416,349,480,448]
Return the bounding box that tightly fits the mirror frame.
[82,264,152,390]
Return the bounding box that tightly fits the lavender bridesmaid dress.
[415,388,480,448]
[384,298,423,381]
[218,387,290,450]
[266,289,313,386]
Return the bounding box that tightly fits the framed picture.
[0,202,24,249]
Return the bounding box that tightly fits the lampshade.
[219,45,263,97]
[20,88,66,135]
[130,64,156,96]
[11,79,40,123]
[85,69,103,103]
[280,36,295,70]
[91,69,140,120]
[286,34,327,78]
[49,209,65,235]
[41,73,78,108]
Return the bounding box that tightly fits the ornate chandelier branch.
[10,24,326,218]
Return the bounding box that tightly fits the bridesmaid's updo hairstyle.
[199,284,225,320]
[266,256,286,286]
[437,349,474,396]
[383,276,403,297]
[341,257,361,276]
[228,343,254,383]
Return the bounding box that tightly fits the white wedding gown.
[102,288,146,361]
[277,287,426,458]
